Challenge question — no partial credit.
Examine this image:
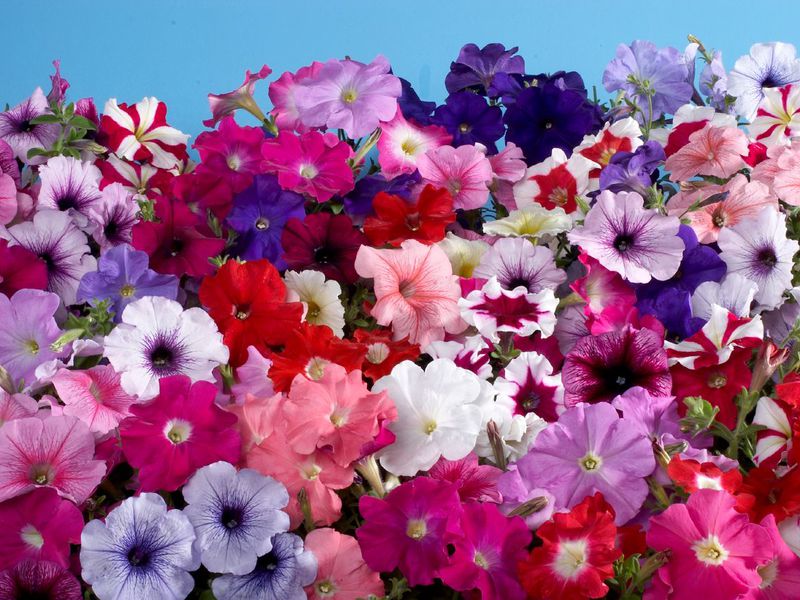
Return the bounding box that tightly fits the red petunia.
[353,328,420,382]
[171,171,234,220]
[363,184,455,247]
[269,323,366,392]
[198,259,303,367]
[0,239,48,297]
[132,196,225,277]
[668,456,743,494]
[735,466,800,524]
[518,493,621,600]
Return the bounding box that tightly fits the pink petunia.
[261,130,354,202]
[0,390,38,426]
[193,116,266,194]
[666,124,749,181]
[427,452,503,503]
[0,487,83,570]
[377,109,451,178]
[355,239,464,347]
[269,61,325,132]
[227,391,283,454]
[0,414,106,503]
[416,144,493,210]
[282,365,396,467]
[119,375,240,492]
[51,365,135,436]
[204,64,272,127]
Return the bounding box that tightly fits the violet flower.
[445,42,526,95]
[0,88,59,163]
[432,91,504,152]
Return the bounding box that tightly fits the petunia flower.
[752,395,794,467]
[432,91,505,152]
[750,83,800,146]
[0,414,106,503]
[692,273,759,321]
[285,269,345,336]
[194,116,265,194]
[599,140,665,196]
[2,209,97,306]
[98,97,189,169]
[77,244,178,321]
[282,364,396,467]
[37,155,104,228]
[353,328,420,382]
[446,42,526,95]
[269,61,324,132]
[416,143,492,210]
[363,184,455,247]
[0,560,82,600]
[86,182,140,250]
[102,296,229,400]
[718,207,798,309]
[372,359,484,476]
[230,346,274,402]
[355,239,463,347]
[574,117,643,182]
[427,452,503,503]
[755,514,800,598]
[494,351,564,421]
[667,456,743,494]
[0,390,38,426]
[204,64,272,127]
[293,55,401,138]
[568,190,684,284]
[472,236,565,295]
[304,528,384,600]
[51,365,134,435]
[482,205,572,239]
[665,124,748,181]
[0,88,59,163]
[96,153,173,201]
[183,461,290,575]
[647,490,772,598]
[282,212,366,284]
[513,147,598,213]
[357,477,461,586]
[437,232,489,278]
[728,42,800,120]
[212,532,317,600]
[80,493,200,600]
[377,109,451,178]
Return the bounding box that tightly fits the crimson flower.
[363,184,455,247]
[353,328,420,382]
[735,466,800,524]
[0,239,47,297]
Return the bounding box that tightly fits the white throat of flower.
[692,534,729,566]
[552,538,589,578]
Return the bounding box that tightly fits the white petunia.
[284,270,345,337]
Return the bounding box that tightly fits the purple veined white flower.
[0,87,59,164]
[1,209,96,306]
[183,461,290,575]
[36,155,103,229]
[87,182,140,250]
[691,273,759,321]
[728,42,800,121]
[473,237,566,294]
[718,207,799,311]
[102,295,229,400]
[80,493,200,600]
[567,189,684,284]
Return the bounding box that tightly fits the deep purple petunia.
[561,326,672,406]
[637,288,703,341]
[398,78,436,126]
[490,70,589,105]
[432,91,505,153]
[445,42,526,95]
[0,560,82,600]
[0,88,59,163]
[226,174,306,268]
[343,171,420,224]
[599,140,665,196]
[503,82,602,165]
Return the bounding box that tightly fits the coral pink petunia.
[355,239,464,347]
[51,365,135,435]
[119,375,240,492]
[261,130,354,202]
[416,143,493,210]
[227,391,283,454]
[666,124,748,181]
[377,109,451,178]
[0,414,106,503]
[303,528,385,600]
[0,487,83,570]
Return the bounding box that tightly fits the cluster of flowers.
[3,36,800,600]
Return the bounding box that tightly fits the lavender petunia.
[445,42,525,95]
[80,493,199,600]
[728,42,800,120]
[183,461,290,575]
[473,237,565,294]
[77,244,178,321]
[599,140,665,196]
[699,50,731,112]
[0,88,59,164]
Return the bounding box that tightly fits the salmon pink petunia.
[665,124,748,181]
[51,365,135,435]
[303,528,384,600]
[416,144,493,210]
[355,239,464,347]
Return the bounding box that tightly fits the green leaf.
[30,114,62,125]
[69,115,97,131]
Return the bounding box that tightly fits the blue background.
[3,0,800,139]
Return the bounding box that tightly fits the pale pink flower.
[51,365,135,435]
[355,239,464,347]
[377,109,451,178]
[227,392,284,454]
[772,144,800,206]
[416,144,492,210]
[489,142,529,183]
[204,65,272,127]
[0,391,38,426]
[666,124,748,181]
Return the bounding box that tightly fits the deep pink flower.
[0,239,48,297]
[119,375,240,492]
[194,116,266,194]
[0,487,83,570]
[647,490,772,599]
[0,414,106,503]
[261,130,354,202]
[439,502,531,600]
[752,514,800,598]
[377,109,451,178]
[51,365,135,435]
[416,144,493,210]
[0,391,38,426]
[427,453,503,503]
[357,477,462,586]
[204,65,272,127]
[269,62,325,132]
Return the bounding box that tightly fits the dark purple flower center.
[256,551,279,572]
[150,346,173,368]
[221,506,244,529]
[614,234,635,252]
[602,366,634,395]
[314,246,334,264]
[19,119,33,133]
[104,220,119,238]
[758,247,778,269]
[169,238,185,257]
[56,194,78,211]
[127,546,150,567]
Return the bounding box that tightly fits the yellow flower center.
[579,453,602,472]
[693,535,729,566]
[406,519,427,540]
[120,284,136,297]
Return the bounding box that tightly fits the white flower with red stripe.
[512,148,598,214]
[752,395,793,467]
[99,97,189,169]
[574,117,642,183]
[665,303,763,369]
[749,84,800,147]
[458,276,558,342]
[96,154,173,201]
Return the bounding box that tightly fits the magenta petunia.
[119,375,240,492]
[194,116,266,194]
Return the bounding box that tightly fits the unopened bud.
[509,496,549,517]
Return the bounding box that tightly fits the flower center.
[255,217,270,231]
[693,534,729,566]
[120,284,136,297]
[401,138,419,156]
[24,340,40,356]
[707,372,727,389]
[127,546,150,568]
[366,342,390,364]
[758,559,779,589]
[234,304,251,320]
[304,464,322,480]
[458,122,471,134]
[20,524,44,549]
[150,346,173,368]
[406,519,427,540]
[226,154,242,171]
[316,580,336,596]
[30,464,53,485]
[398,279,416,298]
[306,302,322,320]
[220,506,243,529]
[423,419,438,435]
[548,187,570,207]
[474,551,490,569]
[305,356,331,380]
[543,121,553,129]
[695,474,723,490]
[164,419,192,444]
[579,453,602,472]
[521,391,541,412]
[613,234,634,252]
[330,410,347,427]
[552,539,589,578]
[341,89,358,104]
[758,247,778,269]
[299,164,319,179]
[313,246,333,264]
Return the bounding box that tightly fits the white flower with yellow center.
[284,270,345,337]
[482,206,572,241]
[437,232,489,278]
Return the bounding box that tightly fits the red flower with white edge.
[665,304,763,370]
[750,84,800,147]
[363,184,455,247]
[353,328,420,382]
[459,277,558,343]
[667,456,743,494]
[198,259,304,368]
[512,148,597,213]
[574,117,642,182]
[518,493,621,600]
[96,154,173,201]
[269,323,366,392]
[99,97,189,169]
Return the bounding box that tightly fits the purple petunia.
[445,42,526,95]
[0,88,59,164]
[432,91,505,153]
[599,140,665,196]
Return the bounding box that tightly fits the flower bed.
[1,37,800,599]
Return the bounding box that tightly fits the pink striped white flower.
[750,84,800,147]
[752,395,793,467]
